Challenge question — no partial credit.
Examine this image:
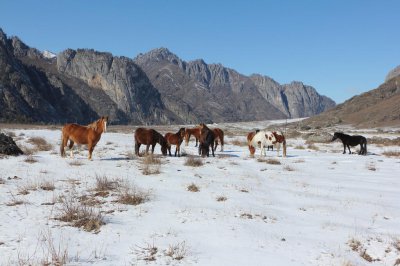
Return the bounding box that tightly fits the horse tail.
[60,127,66,157]
[364,138,367,155]
[220,130,224,151]
[283,139,287,157]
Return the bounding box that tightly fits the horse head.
[178,128,186,139]
[331,132,339,142]
[101,116,108,133]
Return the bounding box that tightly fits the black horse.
[331,132,367,155]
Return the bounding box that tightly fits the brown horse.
[164,128,186,157]
[60,116,108,160]
[272,131,287,157]
[212,128,224,152]
[184,127,201,147]
[134,128,168,156]
[198,123,215,157]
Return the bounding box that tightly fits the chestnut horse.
[212,128,224,152]
[134,128,168,156]
[164,128,186,157]
[272,131,287,157]
[198,123,215,157]
[248,130,277,156]
[60,116,108,160]
[184,127,201,147]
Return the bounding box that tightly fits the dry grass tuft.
[382,151,400,157]
[216,196,227,202]
[116,185,150,205]
[24,155,38,163]
[27,136,53,151]
[132,242,158,262]
[40,180,55,191]
[230,139,247,146]
[184,156,203,167]
[69,160,84,166]
[187,183,199,192]
[95,175,119,192]
[141,154,161,175]
[165,241,188,261]
[257,158,281,165]
[295,145,305,150]
[57,196,104,232]
[283,165,295,171]
[307,143,319,151]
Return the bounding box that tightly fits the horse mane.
[86,119,100,130]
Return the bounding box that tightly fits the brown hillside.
[303,75,400,128]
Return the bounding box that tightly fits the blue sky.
[1,0,399,103]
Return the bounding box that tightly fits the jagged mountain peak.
[134,47,181,65]
[385,65,400,82]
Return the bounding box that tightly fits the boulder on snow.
[0,133,24,156]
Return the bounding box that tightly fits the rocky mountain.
[302,73,400,128]
[385,65,400,82]
[0,28,335,125]
[134,48,335,123]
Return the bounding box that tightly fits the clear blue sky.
[1,0,399,103]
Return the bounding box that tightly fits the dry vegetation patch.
[184,156,203,167]
[56,196,104,232]
[257,158,281,165]
[141,154,161,175]
[27,136,53,151]
[116,184,150,205]
[187,183,199,192]
[382,151,400,157]
[216,196,227,202]
[24,155,38,163]
[69,160,84,166]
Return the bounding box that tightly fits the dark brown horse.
[198,123,215,157]
[134,128,168,156]
[212,128,224,152]
[60,116,108,160]
[164,128,186,157]
[184,127,201,147]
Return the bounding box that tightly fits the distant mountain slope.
[303,75,400,127]
[0,28,335,124]
[134,48,335,123]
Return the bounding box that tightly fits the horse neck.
[93,121,105,135]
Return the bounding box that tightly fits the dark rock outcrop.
[0,133,23,155]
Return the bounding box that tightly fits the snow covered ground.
[0,121,399,266]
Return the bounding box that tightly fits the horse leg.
[145,145,150,155]
[176,143,180,157]
[343,143,346,154]
[135,142,141,156]
[211,143,215,157]
[347,145,352,154]
[214,139,219,152]
[276,143,280,157]
[195,137,198,147]
[60,134,68,157]
[68,140,75,158]
[88,143,94,160]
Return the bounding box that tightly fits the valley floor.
[0,121,399,265]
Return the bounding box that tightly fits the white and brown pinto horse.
[60,116,108,160]
[272,131,287,157]
[248,130,277,156]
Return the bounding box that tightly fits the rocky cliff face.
[135,48,335,122]
[0,29,335,125]
[0,29,99,123]
[56,49,174,124]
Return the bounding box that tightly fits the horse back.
[135,128,154,145]
[62,123,91,144]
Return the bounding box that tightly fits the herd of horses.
[59,117,368,160]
